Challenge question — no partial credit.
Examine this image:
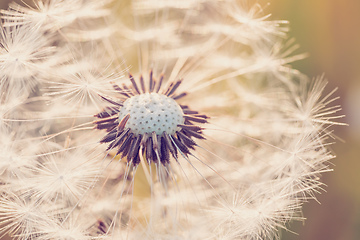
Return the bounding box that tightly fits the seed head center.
[118,93,184,136]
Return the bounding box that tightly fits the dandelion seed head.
[0,0,344,239]
[118,92,184,136]
[95,71,208,165]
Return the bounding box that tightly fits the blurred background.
[268,1,360,240]
[0,0,359,239]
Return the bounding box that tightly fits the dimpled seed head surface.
[118,93,184,135]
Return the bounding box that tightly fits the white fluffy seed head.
[118,93,184,136]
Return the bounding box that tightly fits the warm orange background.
[0,1,359,239]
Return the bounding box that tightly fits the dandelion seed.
[35,215,92,240]
[16,145,103,205]
[1,0,112,31]
[1,0,80,30]
[0,128,39,180]
[44,48,123,112]
[0,22,55,96]
[0,191,59,239]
